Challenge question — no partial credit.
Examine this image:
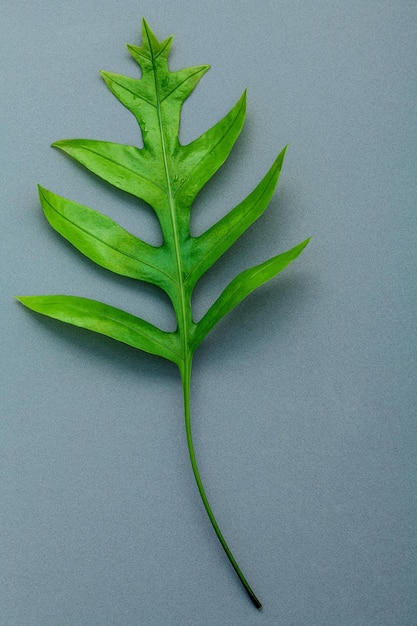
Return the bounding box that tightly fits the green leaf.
[17,295,182,365]
[19,20,311,609]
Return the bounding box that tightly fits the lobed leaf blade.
[191,238,311,350]
[185,146,288,287]
[159,65,210,105]
[17,295,182,365]
[38,186,176,295]
[52,139,167,209]
[175,91,246,206]
[101,70,156,117]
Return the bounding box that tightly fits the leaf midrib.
[145,22,189,363]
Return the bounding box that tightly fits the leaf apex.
[51,139,81,155]
[141,17,151,30]
[294,237,312,256]
[100,70,113,85]
[141,18,165,39]
[273,144,289,171]
[15,295,34,308]
[141,19,172,54]
[37,185,55,209]
[126,43,139,55]
[51,139,67,151]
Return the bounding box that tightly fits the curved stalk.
[180,357,262,609]
[146,29,260,608]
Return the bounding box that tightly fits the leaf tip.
[51,139,76,157]
[37,184,52,210]
[274,144,289,171]
[126,43,139,55]
[141,18,172,54]
[37,183,47,196]
[100,70,112,85]
[299,237,312,253]
[15,295,30,307]
[141,17,162,39]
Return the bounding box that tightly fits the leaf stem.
[180,357,262,609]
[145,24,261,607]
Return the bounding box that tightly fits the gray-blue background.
[1,1,416,624]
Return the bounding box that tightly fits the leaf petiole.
[180,357,262,609]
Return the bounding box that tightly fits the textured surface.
[1,1,416,625]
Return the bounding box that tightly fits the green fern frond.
[18,20,310,608]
